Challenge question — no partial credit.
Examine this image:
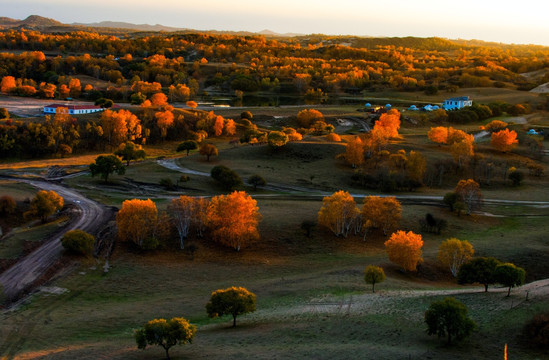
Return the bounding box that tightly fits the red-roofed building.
[43,104,106,115]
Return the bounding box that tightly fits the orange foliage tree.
[485,120,508,132]
[206,191,261,251]
[213,115,224,136]
[224,119,236,136]
[374,109,401,139]
[199,143,218,161]
[186,101,198,109]
[117,199,158,249]
[428,127,449,145]
[326,133,341,142]
[39,82,56,98]
[491,129,518,152]
[0,76,16,93]
[345,136,364,168]
[101,109,142,147]
[455,179,482,214]
[149,92,168,107]
[318,190,360,238]
[384,230,423,271]
[155,110,174,140]
[68,78,81,97]
[58,84,70,98]
[296,109,323,127]
[361,196,401,236]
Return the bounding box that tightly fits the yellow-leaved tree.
[361,196,401,236]
[206,191,261,251]
[437,238,474,277]
[318,190,359,238]
[117,199,158,249]
[384,230,423,271]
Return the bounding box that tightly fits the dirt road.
[157,158,549,208]
[0,179,111,300]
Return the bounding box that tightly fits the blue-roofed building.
[442,96,472,110]
[408,105,418,111]
[365,103,372,107]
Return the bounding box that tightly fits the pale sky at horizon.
[2,0,549,46]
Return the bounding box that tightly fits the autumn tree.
[155,110,174,140]
[364,265,386,293]
[494,263,526,297]
[437,238,474,277]
[485,120,508,132]
[89,155,125,183]
[135,317,196,360]
[451,140,474,167]
[384,230,423,272]
[267,131,289,149]
[1,76,16,93]
[114,141,146,166]
[318,190,359,238]
[177,140,198,156]
[68,78,81,98]
[199,143,218,161]
[428,127,449,145]
[455,179,482,214]
[206,287,257,327]
[192,197,209,237]
[361,196,401,236]
[117,199,158,249]
[406,151,426,183]
[101,109,142,148]
[167,196,194,249]
[296,109,323,127]
[326,133,341,142]
[374,109,401,139]
[425,297,476,344]
[186,101,198,109]
[24,190,64,223]
[491,129,518,152]
[61,229,95,256]
[0,195,16,215]
[206,191,261,251]
[345,136,364,168]
[458,257,501,292]
[149,92,168,107]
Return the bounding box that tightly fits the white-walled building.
[441,96,472,110]
[43,104,105,115]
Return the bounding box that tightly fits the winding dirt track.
[0,179,110,300]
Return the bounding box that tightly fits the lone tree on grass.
[135,317,196,360]
[458,257,501,292]
[89,155,125,183]
[177,140,198,156]
[114,141,146,166]
[364,265,386,293]
[425,297,476,344]
[437,238,474,277]
[247,174,266,190]
[494,263,526,297]
[199,143,218,161]
[24,190,64,223]
[211,165,242,190]
[384,230,423,272]
[206,287,257,327]
[61,229,95,256]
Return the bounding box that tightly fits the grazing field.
[0,199,548,359]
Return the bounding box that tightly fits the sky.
[2,0,549,46]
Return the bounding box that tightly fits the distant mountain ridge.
[71,20,186,32]
[0,15,63,27]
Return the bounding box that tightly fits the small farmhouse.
[441,96,472,110]
[43,104,105,115]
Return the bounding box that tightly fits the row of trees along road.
[116,192,260,251]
